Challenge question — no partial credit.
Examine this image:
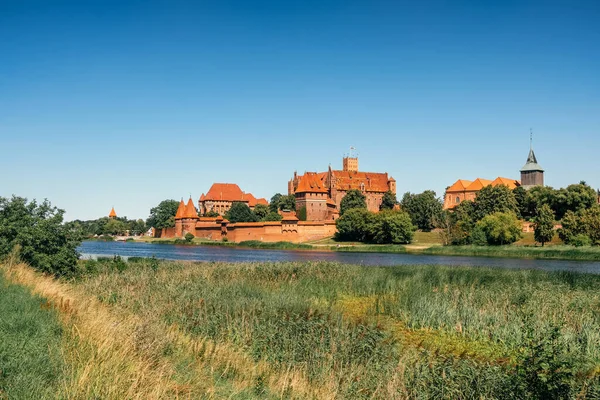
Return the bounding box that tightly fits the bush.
[571,234,591,247]
[476,212,522,245]
[368,211,415,244]
[335,208,373,242]
[184,233,194,243]
[0,196,81,277]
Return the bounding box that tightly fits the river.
[78,241,600,274]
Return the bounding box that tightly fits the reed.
[422,244,600,261]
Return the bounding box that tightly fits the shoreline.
[83,238,600,262]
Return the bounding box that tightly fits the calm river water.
[78,241,600,274]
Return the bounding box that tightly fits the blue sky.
[1,0,599,221]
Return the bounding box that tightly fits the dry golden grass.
[1,263,335,399]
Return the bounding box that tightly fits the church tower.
[520,131,544,190]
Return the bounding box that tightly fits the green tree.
[579,206,600,245]
[204,210,220,218]
[474,185,519,221]
[513,186,528,219]
[262,212,283,222]
[225,202,259,223]
[379,190,398,211]
[184,232,194,243]
[401,190,443,231]
[557,210,582,244]
[368,211,415,244]
[0,196,81,277]
[533,204,555,246]
[269,193,283,213]
[103,218,129,235]
[476,212,522,245]
[253,204,269,220]
[297,206,307,221]
[340,190,367,216]
[146,200,180,229]
[335,208,372,242]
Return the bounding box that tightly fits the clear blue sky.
[1,0,598,221]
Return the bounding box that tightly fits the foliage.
[515,321,574,399]
[269,193,296,213]
[571,234,592,247]
[225,202,259,223]
[533,204,555,246]
[524,183,598,221]
[65,217,147,237]
[252,204,269,220]
[476,212,522,245]
[204,210,220,218]
[103,218,129,236]
[401,190,443,231]
[474,185,519,221]
[447,200,477,245]
[339,189,367,216]
[262,212,283,222]
[0,196,80,276]
[513,186,528,219]
[335,208,373,242]
[379,190,398,211]
[367,210,414,244]
[558,206,600,246]
[146,199,179,229]
[184,233,194,243]
[297,206,307,221]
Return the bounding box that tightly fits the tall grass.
[0,270,64,399]
[70,258,600,398]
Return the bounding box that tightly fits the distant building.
[520,145,544,190]
[443,135,544,209]
[198,183,268,216]
[443,177,520,209]
[108,207,117,218]
[288,155,396,221]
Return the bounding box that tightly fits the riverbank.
[134,236,600,261]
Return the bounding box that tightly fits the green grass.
[73,258,600,398]
[0,270,65,399]
[422,244,600,261]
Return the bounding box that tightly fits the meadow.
[2,258,600,398]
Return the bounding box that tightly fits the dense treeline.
[66,216,147,238]
[0,196,80,276]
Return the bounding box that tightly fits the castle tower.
[520,132,544,190]
[174,199,186,237]
[342,156,358,172]
[108,207,117,219]
[181,197,199,237]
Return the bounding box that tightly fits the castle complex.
[288,156,396,221]
[198,183,267,216]
[444,140,544,209]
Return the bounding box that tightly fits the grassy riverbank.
[0,269,65,399]
[421,244,600,261]
[5,259,599,398]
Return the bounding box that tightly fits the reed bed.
[72,258,600,398]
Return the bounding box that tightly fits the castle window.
[455,196,460,204]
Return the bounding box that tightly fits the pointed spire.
[521,130,544,172]
[175,198,186,219]
[109,207,117,218]
[183,197,199,219]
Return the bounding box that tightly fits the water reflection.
[78,241,600,274]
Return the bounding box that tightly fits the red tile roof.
[108,207,117,218]
[491,177,521,189]
[175,199,186,219]
[446,179,473,193]
[296,172,328,193]
[183,198,199,219]
[332,170,390,193]
[201,183,266,206]
[465,178,493,191]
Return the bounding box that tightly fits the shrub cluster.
[335,209,415,244]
